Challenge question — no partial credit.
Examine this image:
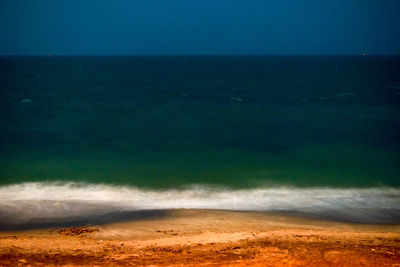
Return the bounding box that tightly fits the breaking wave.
[0,182,399,228]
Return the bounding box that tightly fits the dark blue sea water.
[0,56,399,227]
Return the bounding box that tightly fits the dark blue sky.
[0,0,399,55]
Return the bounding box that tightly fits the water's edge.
[1,182,399,230]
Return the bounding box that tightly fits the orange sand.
[1,209,399,266]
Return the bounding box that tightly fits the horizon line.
[1,53,399,57]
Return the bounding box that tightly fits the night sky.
[0,0,399,55]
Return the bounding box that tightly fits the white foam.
[0,182,399,225]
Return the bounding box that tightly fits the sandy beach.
[1,209,399,266]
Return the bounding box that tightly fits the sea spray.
[0,182,399,226]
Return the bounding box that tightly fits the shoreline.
[1,209,399,266]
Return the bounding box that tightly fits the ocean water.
[0,56,399,227]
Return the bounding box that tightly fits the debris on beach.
[58,226,99,236]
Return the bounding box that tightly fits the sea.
[0,55,399,229]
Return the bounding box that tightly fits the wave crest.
[0,182,399,227]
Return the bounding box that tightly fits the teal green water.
[0,56,399,188]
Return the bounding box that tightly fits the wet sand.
[1,209,399,266]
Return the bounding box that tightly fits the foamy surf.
[0,182,399,228]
